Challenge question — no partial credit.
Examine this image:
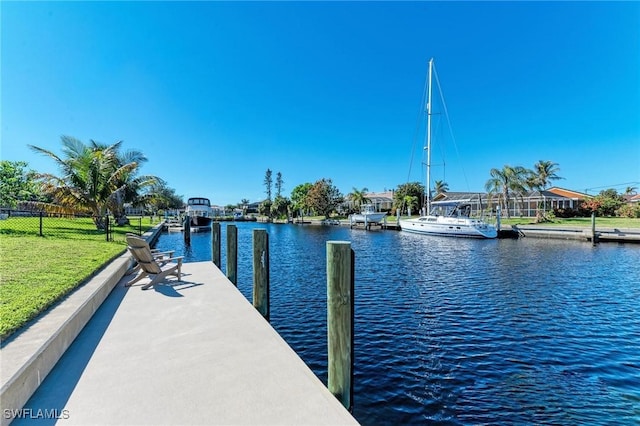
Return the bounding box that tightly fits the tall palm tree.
[347,187,370,212]
[485,165,528,218]
[433,180,449,195]
[29,136,150,229]
[532,160,562,190]
[624,186,638,196]
[526,160,562,218]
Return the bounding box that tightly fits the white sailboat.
[399,59,497,239]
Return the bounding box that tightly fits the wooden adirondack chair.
[125,233,175,276]
[126,235,183,290]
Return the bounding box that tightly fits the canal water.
[156,223,640,425]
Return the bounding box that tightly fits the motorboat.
[350,204,387,228]
[185,197,213,231]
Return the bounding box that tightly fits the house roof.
[364,191,394,203]
[432,192,486,202]
[547,187,591,199]
[431,189,591,202]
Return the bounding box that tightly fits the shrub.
[617,203,640,218]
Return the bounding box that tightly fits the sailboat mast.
[425,58,433,215]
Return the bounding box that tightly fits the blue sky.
[2,1,639,206]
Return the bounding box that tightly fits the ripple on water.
[155,224,640,425]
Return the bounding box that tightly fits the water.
[156,223,640,425]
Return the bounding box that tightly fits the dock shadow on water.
[157,223,640,425]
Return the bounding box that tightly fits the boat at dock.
[349,204,387,228]
[185,197,213,231]
[401,201,497,238]
[399,58,497,239]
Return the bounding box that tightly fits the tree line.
[3,137,638,229]
[256,161,566,220]
[258,160,638,220]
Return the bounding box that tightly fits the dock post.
[591,212,598,245]
[496,206,501,232]
[226,224,238,286]
[183,216,191,245]
[252,229,269,321]
[326,241,354,412]
[211,222,221,267]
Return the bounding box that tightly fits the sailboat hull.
[399,216,497,239]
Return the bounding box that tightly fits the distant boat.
[399,58,497,239]
[350,204,387,227]
[185,197,213,231]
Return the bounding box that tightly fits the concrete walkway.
[13,262,358,425]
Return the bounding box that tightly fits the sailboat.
[399,59,498,239]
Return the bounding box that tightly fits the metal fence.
[0,209,146,241]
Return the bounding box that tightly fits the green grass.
[0,216,155,340]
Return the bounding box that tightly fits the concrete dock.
[500,225,640,243]
[2,259,358,425]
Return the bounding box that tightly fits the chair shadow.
[152,280,204,297]
[123,273,204,297]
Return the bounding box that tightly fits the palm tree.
[532,160,562,190]
[624,186,638,196]
[109,148,159,224]
[527,160,562,219]
[433,180,449,195]
[347,187,370,212]
[485,165,528,218]
[240,198,250,215]
[404,195,419,216]
[29,136,151,229]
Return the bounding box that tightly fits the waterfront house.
[431,187,591,218]
[364,191,394,211]
[343,191,394,213]
[511,187,591,217]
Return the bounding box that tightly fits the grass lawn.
[0,216,155,340]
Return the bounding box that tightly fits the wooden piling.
[184,215,191,245]
[252,229,269,321]
[591,212,598,245]
[226,224,238,286]
[211,222,221,267]
[326,241,354,412]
